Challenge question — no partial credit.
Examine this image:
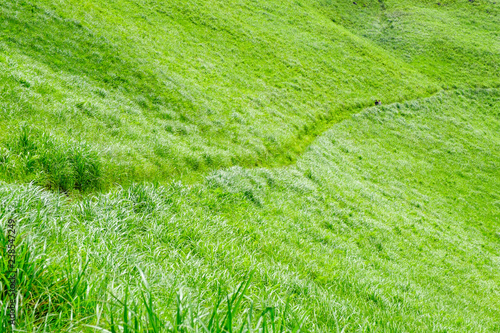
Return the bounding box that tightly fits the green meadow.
[0,0,499,331]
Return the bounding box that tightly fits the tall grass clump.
[100,271,308,333]
[0,222,67,330]
[1,125,102,193]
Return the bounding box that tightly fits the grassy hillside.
[314,0,500,87]
[1,89,499,331]
[3,0,499,188]
[1,0,500,331]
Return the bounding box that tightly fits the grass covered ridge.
[5,0,500,186]
[1,89,499,331]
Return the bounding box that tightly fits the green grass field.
[0,0,499,331]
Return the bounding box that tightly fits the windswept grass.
[1,1,498,185]
[0,0,499,330]
[0,0,450,185]
[0,89,498,331]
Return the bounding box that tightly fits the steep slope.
[0,0,443,188]
[1,0,500,331]
[2,89,499,331]
[2,1,499,190]
[313,0,500,87]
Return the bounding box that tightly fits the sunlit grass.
[0,89,499,331]
[0,0,453,186]
[0,0,499,331]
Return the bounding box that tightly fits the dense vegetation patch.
[0,125,101,192]
[315,0,500,87]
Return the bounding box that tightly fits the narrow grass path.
[232,84,500,174]
[2,86,499,331]
[0,1,499,331]
[7,0,500,188]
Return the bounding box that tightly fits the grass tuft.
[2,125,102,193]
